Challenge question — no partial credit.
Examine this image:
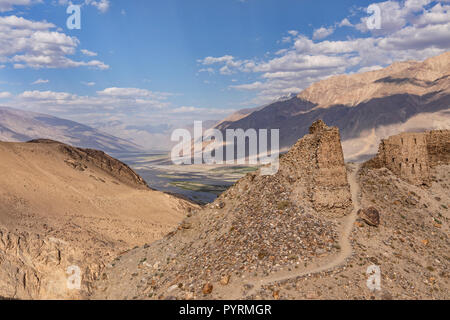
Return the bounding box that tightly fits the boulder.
[358,207,380,227]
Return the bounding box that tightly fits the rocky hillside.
[91,121,449,300]
[215,51,450,161]
[0,140,198,299]
[0,107,142,153]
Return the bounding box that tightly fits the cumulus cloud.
[198,0,450,105]
[312,26,334,40]
[0,15,109,69]
[84,0,110,13]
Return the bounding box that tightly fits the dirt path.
[218,163,361,299]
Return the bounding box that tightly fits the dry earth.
[0,140,197,299]
[92,124,449,300]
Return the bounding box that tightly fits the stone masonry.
[282,120,352,217]
[365,129,450,186]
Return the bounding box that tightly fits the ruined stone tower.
[366,129,450,186]
[425,130,450,167]
[282,120,352,217]
[376,132,430,186]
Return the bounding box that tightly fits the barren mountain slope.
[298,52,450,109]
[0,140,197,299]
[92,123,449,300]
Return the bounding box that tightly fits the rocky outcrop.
[365,129,450,186]
[28,139,148,189]
[0,227,102,299]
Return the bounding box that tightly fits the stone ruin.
[282,120,352,217]
[365,129,450,186]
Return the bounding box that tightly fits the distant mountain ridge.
[0,107,142,153]
[215,52,450,160]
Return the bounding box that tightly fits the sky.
[0,0,449,150]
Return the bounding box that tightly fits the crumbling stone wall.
[425,130,450,167]
[282,120,352,217]
[310,121,352,216]
[365,129,450,186]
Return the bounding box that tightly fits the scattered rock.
[358,207,380,227]
[272,290,280,300]
[202,283,213,295]
[220,275,231,286]
[167,285,178,293]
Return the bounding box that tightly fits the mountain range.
[0,107,143,153]
[215,51,450,161]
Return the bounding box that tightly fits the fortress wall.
[380,133,430,186]
[365,129,450,186]
[426,130,450,167]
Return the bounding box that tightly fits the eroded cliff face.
[0,227,103,299]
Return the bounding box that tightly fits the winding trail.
[219,163,362,299]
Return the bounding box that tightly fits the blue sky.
[0,0,449,149]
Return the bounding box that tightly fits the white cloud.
[32,78,49,84]
[81,81,96,86]
[85,0,110,13]
[198,67,215,74]
[81,49,98,57]
[6,87,173,115]
[58,0,110,13]
[339,18,353,27]
[312,26,334,40]
[198,55,235,65]
[0,15,109,70]
[0,0,38,12]
[0,91,12,98]
[97,87,172,100]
